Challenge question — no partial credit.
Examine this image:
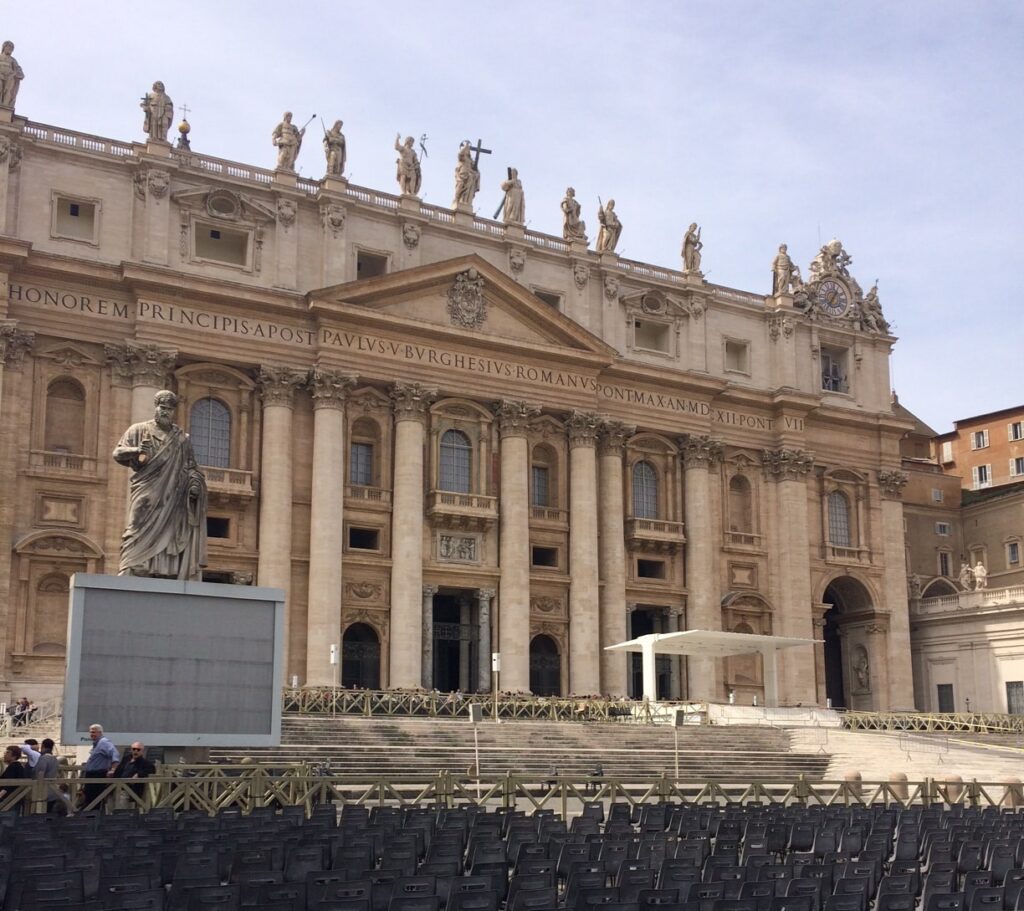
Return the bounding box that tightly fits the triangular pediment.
[309,254,616,359]
[37,342,102,367]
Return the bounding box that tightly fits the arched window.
[632,460,658,518]
[190,398,231,468]
[827,491,851,547]
[728,474,753,533]
[439,430,472,493]
[44,378,86,453]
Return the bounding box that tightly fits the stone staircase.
[209,714,832,781]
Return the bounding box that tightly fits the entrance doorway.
[822,605,844,708]
[822,575,875,709]
[628,607,673,699]
[341,622,381,689]
[432,591,478,692]
[529,635,561,695]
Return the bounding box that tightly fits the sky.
[5,1,1023,433]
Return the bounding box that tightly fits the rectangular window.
[1011,457,1024,478]
[1007,681,1024,715]
[940,441,953,464]
[53,196,98,243]
[206,517,231,539]
[633,319,670,353]
[356,250,388,278]
[348,527,380,551]
[1009,422,1024,442]
[935,522,950,537]
[969,547,986,568]
[1008,542,1021,566]
[637,559,667,579]
[349,442,374,487]
[931,488,944,503]
[936,683,955,713]
[531,546,558,568]
[195,222,249,265]
[970,430,990,450]
[531,465,550,508]
[971,465,991,490]
[724,339,750,374]
[820,347,848,393]
[532,288,562,309]
[938,551,951,577]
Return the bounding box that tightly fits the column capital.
[477,588,496,601]
[680,434,723,469]
[309,367,358,410]
[761,447,815,480]
[878,469,909,499]
[493,399,540,437]
[567,410,601,448]
[125,342,177,388]
[0,321,34,368]
[104,343,134,385]
[422,584,439,598]
[391,381,437,422]
[598,419,635,456]
[258,365,307,408]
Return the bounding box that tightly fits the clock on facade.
[817,279,849,317]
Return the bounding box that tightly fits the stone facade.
[934,405,1024,492]
[0,104,914,709]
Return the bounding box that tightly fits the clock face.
[817,279,849,317]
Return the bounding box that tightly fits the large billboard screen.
[63,574,284,747]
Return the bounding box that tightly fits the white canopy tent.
[604,629,821,706]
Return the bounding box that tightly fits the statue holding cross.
[453,138,490,209]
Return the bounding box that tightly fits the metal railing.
[4,769,1023,816]
[842,710,1024,734]
[0,695,63,737]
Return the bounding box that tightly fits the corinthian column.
[305,368,358,686]
[494,399,539,692]
[598,420,633,696]
[761,447,816,704]
[878,468,914,709]
[126,343,177,421]
[257,366,307,678]
[681,434,723,701]
[568,411,601,695]
[477,588,495,691]
[0,322,34,428]
[388,382,436,688]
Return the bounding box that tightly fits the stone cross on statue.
[466,138,491,167]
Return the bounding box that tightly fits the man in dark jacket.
[114,741,156,803]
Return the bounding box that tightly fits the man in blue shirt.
[81,723,119,809]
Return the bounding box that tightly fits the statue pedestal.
[321,176,347,194]
[144,140,173,159]
[399,194,421,214]
[0,107,13,124]
[682,270,704,285]
[772,292,795,309]
[599,251,619,267]
[570,239,589,256]
[503,223,525,241]
[454,206,475,228]
[273,169,297,188]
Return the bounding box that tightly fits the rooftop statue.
[809,238,852,280]
[0,41,24,110]
[395,134,422,196]
[682,223,703,273]
[859,283,889,334]
[140,81,174,142]
[273,112,305,172]
[453,141,480,208]
[113,390,208,581]
[500,168,524,225]
[772,244,794,295]
[595,199,622,254]
[323,119,346,177]
[561,187,587,243]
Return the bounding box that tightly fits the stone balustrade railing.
[915,584,1024,616]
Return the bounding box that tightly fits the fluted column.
[494,400,539,693]
[598,420,633,696]
[568,411,601,695]
[681,434,723,702]
[257,366,307,679]
[125,343,177,421]
[477,588,495,692]
[389,382,436,688]
[422,585,437,689]
[879,469,914,709]
[305,368,358,686]
[762,448,816,704]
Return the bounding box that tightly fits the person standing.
[0,744,26,808]
[81,723,119,808]
[32,738,62,815]
[114,741,156,803]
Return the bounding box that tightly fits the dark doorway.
[629,608,672,699]
[432,592,477,692]
[822,604,845,708]
[341,622,380,689]
[529,635,561,696]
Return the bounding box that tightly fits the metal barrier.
[6,768,1023,816]
[843,711,1024,734]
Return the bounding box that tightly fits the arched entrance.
[529,635,561,696]
[821,575,875,709]
[341,623,380,689]
[922,578,957,598]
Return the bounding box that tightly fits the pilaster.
[135,162,173,266]
[275,193,301,290]
[598,420,633,696]
[0,132,23,236]
[477,588,495,692]
[422,585,438,689]
[567,411,601,695]
[878,469,914,708]
[318,199,348,286]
